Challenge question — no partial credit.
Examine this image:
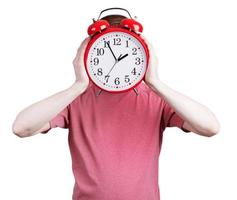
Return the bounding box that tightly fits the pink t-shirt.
[42,81,190,200]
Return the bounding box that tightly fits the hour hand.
[117,53,128,62]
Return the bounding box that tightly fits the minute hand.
[107,42,117,62]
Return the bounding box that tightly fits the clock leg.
[96,89,138,96]
[96,89,103,96]
[133,88,139,96]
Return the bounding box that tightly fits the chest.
[73,93,161,134]
[69,92,162,157]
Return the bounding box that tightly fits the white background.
[0,0,236,199]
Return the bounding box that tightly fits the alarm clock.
[84,8,149,93]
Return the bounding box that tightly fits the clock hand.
[117,53,128,62]
[106,62,117,77]
[118,54,122,58]
[105,50,120,77]
[105,54,128,77]
[106,42,117,62]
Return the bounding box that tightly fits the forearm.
[12,81,87,135]
[147,79,220,134]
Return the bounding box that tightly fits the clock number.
[93,57,99,66]
[135,57,141,65]
[104,41,110,48]
[125,75,130,83]
[114,77,120,85]
[131,67,137,75]
[105,75,110,83]
[96,48,105,56]
[132,47,137,55]
[126,40,129,48]
[97,68,103,76]
[113,38,121,45]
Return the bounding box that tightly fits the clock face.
[85,30,147,92]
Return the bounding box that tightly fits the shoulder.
[137,81,163,101]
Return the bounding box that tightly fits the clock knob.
[120,18,143,33]
[87,20,110,36]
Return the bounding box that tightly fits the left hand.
[141,36,160,87]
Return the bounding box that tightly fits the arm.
[12,38,90,138]
[12,82,87,138]
[143,38,220,137]
[148,80,220,137]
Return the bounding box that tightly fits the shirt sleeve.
[41,105,70,134]
[162,99,190,133]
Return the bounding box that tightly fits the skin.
[143,37,220,137]
[12,38,90,137]
[12,37,220,138]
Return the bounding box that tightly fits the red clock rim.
[84,27,150,93]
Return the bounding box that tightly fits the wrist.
[146,78,161,91]
[147,78,167,96]
[71,81,88,95]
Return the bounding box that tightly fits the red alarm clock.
[84,8,149,93]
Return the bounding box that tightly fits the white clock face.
[86,31,147,92]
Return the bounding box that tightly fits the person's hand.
[141,36,160,87]
[73,37,90,88]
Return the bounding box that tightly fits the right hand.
[73,37,90,88]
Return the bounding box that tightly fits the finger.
[140,34,149,43]
[140,34,153,50]
[77,40,89,64]
[80,38,90,53]
[77,37,90,52]
[140,34,145,40]
[74,37,90,63]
